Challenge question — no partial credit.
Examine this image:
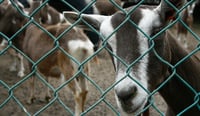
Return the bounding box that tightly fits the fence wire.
[0,0,200,116]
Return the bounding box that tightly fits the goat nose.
[116,85,137,101]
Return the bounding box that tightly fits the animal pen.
[0,0,200,116]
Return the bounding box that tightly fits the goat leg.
[27,76,36,104]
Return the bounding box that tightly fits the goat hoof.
[17,72,25,78]
[17,72,24,78]
[27,97,36,104]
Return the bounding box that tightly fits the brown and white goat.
[64,0,200,115]
[0,0,26,77]
[0,0,64,77]
[23,23,94,116]
[0,2,95,115]
[176,1,196,48]
[28,0,65,25]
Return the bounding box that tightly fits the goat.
[23,23,94,116]
[28,0,65,25]
[176,1,196,48]
[63,0,200,115]
[0,1,95,115]
[0,0,64,77]
[0,0,26,77]
[45,0,100,51]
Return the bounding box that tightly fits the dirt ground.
[0,24,199,116]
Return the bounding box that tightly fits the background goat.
[23,23,94,116]
[29,0,65,25]
[1,1,96,115]
[0,0,64,77]
[0,0,27,77]
[44,0,99,50]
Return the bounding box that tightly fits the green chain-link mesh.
[0,0,200,115]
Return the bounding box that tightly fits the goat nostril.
[116,86,137,101]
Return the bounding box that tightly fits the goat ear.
[157,0,186,21]
[63,11,108,31]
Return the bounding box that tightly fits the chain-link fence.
[0,0,200,115]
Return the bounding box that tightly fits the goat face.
[64,0,185,115]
